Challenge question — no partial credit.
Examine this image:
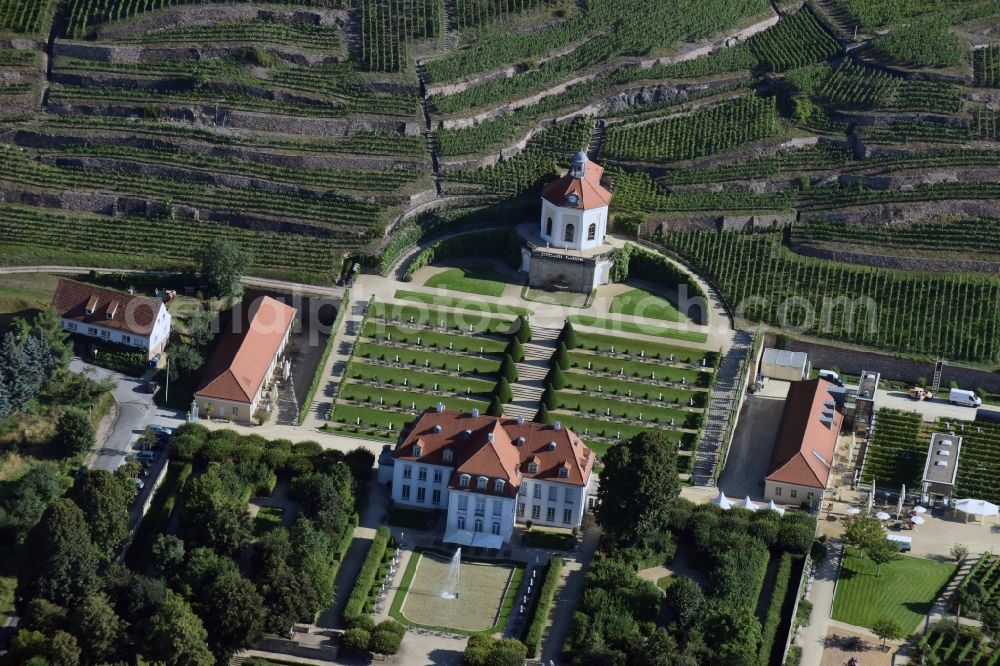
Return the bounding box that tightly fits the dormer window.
[411,444,422,457]
[84,295,98,315]
[459,474,470,487]
[477,476,488,490]
[559,468,569,479]
[515,437,525,446]
[494,479,505,493]
[528,463,538,473]
[106,301,118,320]
[547,441,557,451]
[443,449,453,463]
[432,424,442,433]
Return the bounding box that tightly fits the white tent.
[955,499,999,524]
[711,491,733,510]
[739,496,759,512]
[766,500,785,516]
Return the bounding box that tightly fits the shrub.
[506,337,524,363]
[524,556,562,657]
[540,388,556,410]
[487,396,503,416]
[515,316,531,343]
[343,628,371,652]
[494,377,513,404]
[758,553,795,666]
[558,320,577,348]
[369,625,403,656]
[499,354,518,383]
[552,342,570,370]
[546,365,565,390]
[343,526,391,626]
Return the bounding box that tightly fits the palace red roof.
[195,296,296,404]
[541,160,611,211]
[51,278,163,337]
[395,409,595,498]
[766,379,842,489]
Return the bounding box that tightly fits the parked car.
[135,451,156,462]
[149,424,175,439]
[950,388,982,407]
[134,478,145,491]
[149,354,161,368]
[818,369,845,387]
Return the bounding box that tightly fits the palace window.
[494,479,505,493]
[564,223,575,242]
[545,217,553,236]
[546,507,556,522]
[401,485,410,500]
[432,489,441,505]
[477,476,488,490]
[587,223,596,241]
[492,522,501,536]
[459,474,470,487]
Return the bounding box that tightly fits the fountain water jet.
[440,548,461,599]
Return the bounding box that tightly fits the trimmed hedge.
[343,526,392,627]
[124,461,193,570]
[523,556,562,658]
[404,228,521,279]
[299,286,349,423]
[758,553,797,666]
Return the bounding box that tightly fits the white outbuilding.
[760,348,810,382]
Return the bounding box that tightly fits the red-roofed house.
[387,406,596,546]
[519,152,615,294]
[194,296,296,424]
[51,279,171,360]
[764,379,843,505]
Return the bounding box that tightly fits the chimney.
[432,424,442,434]
[517,413,525,425]
[554,421,561,431]
[472,407,480,418]
[436,402,444,413]
[487,432,494,444]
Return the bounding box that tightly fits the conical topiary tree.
[558,320,577,349]
[552,341,570,370]
[499,354,518,383]
[546,365,566,390]
[495,377,513,404]
[534,404,550,424]
[515,315,531,343]
[486,396,503,417]
[506,337,524,363]
[540,387,557,410]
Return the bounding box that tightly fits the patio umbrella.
[913,505,927,514]
[739,496,759,512]
[876,511,891,521]
[846,507,861,516]
[910,515,925,525]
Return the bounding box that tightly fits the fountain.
[440,548,462,599]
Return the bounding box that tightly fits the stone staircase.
[304,298,367,426]
[587,119,606,161]
[505,326,561,421]
[925,554,982,630]
[691,329,753,485]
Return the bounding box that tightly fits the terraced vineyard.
[860,409,924,488]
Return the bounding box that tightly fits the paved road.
[875,388,982,423]
[71,359,183,471]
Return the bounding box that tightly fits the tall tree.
[69,469,133,561]
[168,343,204,382]
[595,431,680,546]
[842,513,885,558]
[74,592,126,663]
[0,462,65,539]
[867,539,902,577]
[197,238,249,299]
[199,569,266,659]
[56,408,95,456]
[18,499,100,611]
[146,590,214,666]
[290,467,355,536]
[871,617,904,646]
[33,308,72,367]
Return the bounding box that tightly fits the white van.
[950,388,982,407]
[818,369,844,387]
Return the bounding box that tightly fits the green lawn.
[254,506,285,536]
[355,342,502,375]
[347,360,497,394]
[522,530,575,550]
[568,315,708,343]
[610,288,685,323]
[561,370,706,406]
[371,301,513,334]
[424,267,509,297]
[573,330,715,364]
[395,290,531,316]
[362,321,508,354]
[832,548,956,633]
[340,383,491,412]
[554,390,701,429]
[567,351,710,387]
